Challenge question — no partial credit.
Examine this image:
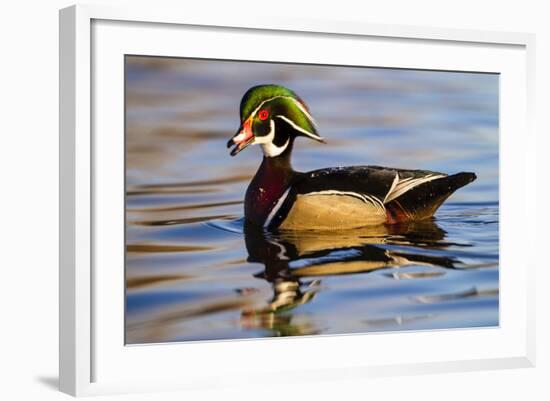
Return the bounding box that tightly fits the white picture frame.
[59,4,536,397]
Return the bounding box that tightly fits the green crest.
[239,84,321,141]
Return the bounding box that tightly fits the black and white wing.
[265,165,476,229]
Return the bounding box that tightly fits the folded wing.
[266,166,476,229]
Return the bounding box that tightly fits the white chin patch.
[260,140,289,157]
[254,120,289,157]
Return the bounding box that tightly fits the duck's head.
[227,84,325,157]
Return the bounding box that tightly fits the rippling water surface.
[125,56,499,344]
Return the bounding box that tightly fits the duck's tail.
[385,172,477,223]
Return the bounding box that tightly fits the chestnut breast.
[244,159,294,226]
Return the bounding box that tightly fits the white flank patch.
[303,190,385,212]
[264,186,292,228]
[384,173,446,203]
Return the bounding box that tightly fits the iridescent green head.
[227,84,324,157]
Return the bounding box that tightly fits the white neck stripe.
[254,119,289,157]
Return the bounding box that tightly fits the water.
[125,56,499,344]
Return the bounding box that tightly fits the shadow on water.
[125,194,498,343]
[238,220,463,335]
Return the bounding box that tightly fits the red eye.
[258,109,269,121]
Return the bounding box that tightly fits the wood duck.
[227,85,476,230]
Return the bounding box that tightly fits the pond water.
[125,56,499,344]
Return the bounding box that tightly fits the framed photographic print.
[59,4,536,396]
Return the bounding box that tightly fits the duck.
[227,84,476,230]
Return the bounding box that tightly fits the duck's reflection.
[240,220,460,335]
